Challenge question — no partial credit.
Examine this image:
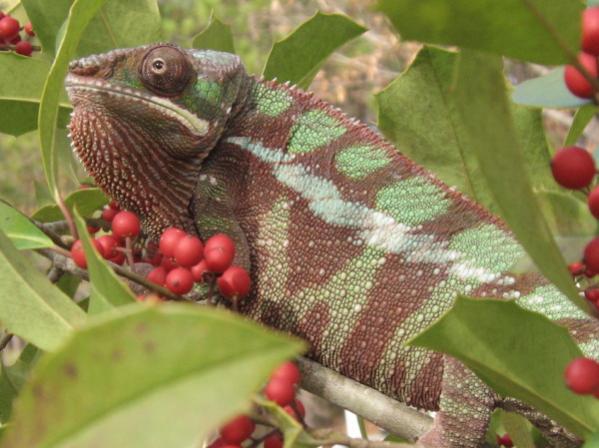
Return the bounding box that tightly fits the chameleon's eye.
[140,46,193,96]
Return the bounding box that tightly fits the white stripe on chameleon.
[579,341,599,360]
[516,285,587,321]
[228,135,516,286]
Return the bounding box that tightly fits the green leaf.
[0,201,53,250]
[377,47,568,228]
[263,12,366,89]
[31,188,108,222]
[536,190,597,237]
[22,0,161,57]
[410,297,599,437]
[0,229,85,351]
[38,0,109,198]
[501,411,536,448]
[377,0,583,65]
[0,53,70,137]
[376,47,498,214]
[584,432,599,447]
[192,13,235,54]
[565,104,598,146]
[513,69,591,109]
[254,396,318,448]
[73,208,135,314]
[1,304,304,448]
[453,49,588,313]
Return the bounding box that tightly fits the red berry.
[584,7,599,55]
[146,251,163,267]
[0,16,19,40]
[14,40,32,56]
[585,288,599,303]
[101,206,118,222]
[219,415,255,444]
[159,227,186,258]
[0,12,5,20]
[174,235,204,267]
[589,186,599,219]
[87,225,100,234]
[109,200,120,210]
[496,433,513,447]
[217,266,251,299]
[551,146,596,190]
[284,399,306,421]
[165,267,194,294]
[147,266,167,286]
[96,235,119,259]
[160,255,177,272]
[191,259,209,282]
[264,433,283,448]
[109,251,125,265]
[23,22,34,36]
[207,438,225,448]
[111,211,140,239]
[271,361,300,385]
[568,261,586,276]
[586,266,597,278]
[70,240,87,268]
[264,378,295,406]
[584,238,599,273]
[204,233,236,272]
[564,357,599,394]
[565,52,599,99]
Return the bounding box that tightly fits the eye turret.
[140,45,193,96]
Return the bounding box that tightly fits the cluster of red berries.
[210,361,304,448]
[70,199,251,302]
[564,7,599,98]
[550,148,599,303]
[144,227,251,301]
[0,12,35,57]
[564,357,599,397]
[70,202,140,269]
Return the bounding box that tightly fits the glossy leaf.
[22,0,161,57]
[192,13,235,53]
[410,296,599,437]
[378,0,583,65]
[31,188,108,222]
[0,53,70,136]
[0,304,304,448]
[502,411,536,448]
[377,46,584,237]
[263,12,366,89]
[0,201,53,250]
[73,208,135,314]
[513,69,591,109]
[38,0,108,197]
[453,49,588,312]
[565,104,598,146]
[584,433,599,447]
[0,229,85,351]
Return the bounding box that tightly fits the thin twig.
[38,247,189,302]
[47,265,64,283]
[35,221,70,249]
[56,195,78,240]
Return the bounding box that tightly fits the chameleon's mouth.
[65,74,209,137]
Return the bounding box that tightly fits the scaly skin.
[66,43,597,447]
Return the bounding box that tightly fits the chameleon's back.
[215,78,599,409]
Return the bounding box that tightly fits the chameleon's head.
[65,43,248,236]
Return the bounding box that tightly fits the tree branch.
[297,357,432,442]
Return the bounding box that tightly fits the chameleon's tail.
[499,397,581,448]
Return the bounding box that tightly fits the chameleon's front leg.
[191,171,251,272]
[418,356,496,448]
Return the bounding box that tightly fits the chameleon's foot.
[417,356,495,448]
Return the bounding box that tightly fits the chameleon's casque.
[66,43,598,447]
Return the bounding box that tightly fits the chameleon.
[65,43,599,447]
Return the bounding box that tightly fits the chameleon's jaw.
[65,74,209,137]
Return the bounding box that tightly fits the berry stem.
[56,195,78,241]
[521,0,599,96]
[41,246,190,301]
[124,236,134,267]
